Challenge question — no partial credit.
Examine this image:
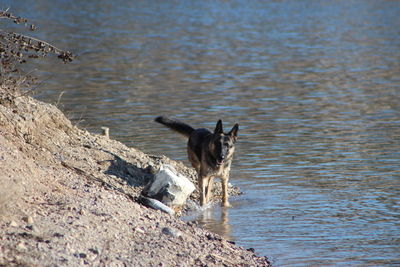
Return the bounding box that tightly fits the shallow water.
[9,0,400,265]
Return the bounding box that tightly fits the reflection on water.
[11,0,400,265]
[184,203,233,242]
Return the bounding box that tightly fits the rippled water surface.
[9,0,400,265]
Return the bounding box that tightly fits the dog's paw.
[221,201,231,208]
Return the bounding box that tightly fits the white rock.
[144,164,195,209]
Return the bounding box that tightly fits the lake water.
[8,0,400,265]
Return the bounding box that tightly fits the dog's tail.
[155,116,195,138]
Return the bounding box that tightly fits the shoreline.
[0,87,270,266]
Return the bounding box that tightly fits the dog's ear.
[214,119,223,134]
[229,123,239,141]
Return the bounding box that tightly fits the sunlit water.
[8,0,400,265]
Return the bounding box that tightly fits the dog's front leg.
[205,176,214,204]
[221,176,231,207]
[198,174,207,206]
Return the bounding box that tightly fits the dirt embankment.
[0,87,270,266]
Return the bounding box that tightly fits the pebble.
[162,227,182,238]
[9,220,18,227]
[53,232,64,238]
[23,216,34,224]
[17,242,27,250]
[186,221,198,227]
[88,248,99,254]
[247,247,255,253]
[26,224,36,231]
[206,233,218,241]
[79,253,87,259]
[135,227,145,234]
[74,252,87,259]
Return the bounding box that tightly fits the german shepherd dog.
[155,116,239,207]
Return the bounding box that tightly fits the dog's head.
[211,120,239,166]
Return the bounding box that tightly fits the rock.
[79,253,87,259]
[247,248,256,253]
[26,224,36,231]
[186,221,198,227]
[28,216,34,224]
[22,216,34,224]
[74,252,87,259]
[89,248,99,254]
[142,164,195,209]
[9,220,18,227]
[162,227,182,238]
[53,232,64,238]
[133,227,145,234]
[17,242,27,250]
[101,127,109,138]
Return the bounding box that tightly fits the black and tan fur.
[155,116,239,207]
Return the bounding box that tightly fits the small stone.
[134,227,145,234]
[17,242,27,250]
[79,253,87,259]
[101,127,109,138]
[79,209,85,215]
[53,232,64,238]
[26,224,36,231]
[186,221,198,227]
[23,216,34,224]
[9,220,18,227]
[247,247,255,253]
[74,252,87,259]
[162,227,182,238]
[88,248,99,254]
[206,233,221,241]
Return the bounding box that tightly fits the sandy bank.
[0,87,270,266]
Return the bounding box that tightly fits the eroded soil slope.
[0,88,269,266]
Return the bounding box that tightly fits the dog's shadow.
[100,149,154,188]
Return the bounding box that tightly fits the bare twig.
[0,8,74,96]
[55,91,65,107]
